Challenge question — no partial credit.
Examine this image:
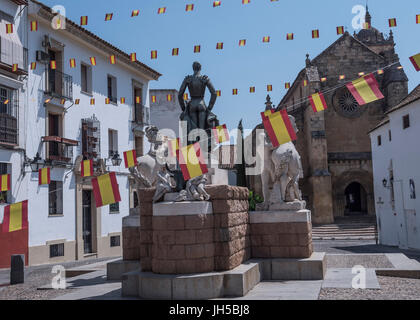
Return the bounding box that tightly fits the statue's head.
[145,126,159,143]
[192,61,201,72]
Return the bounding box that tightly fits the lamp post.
[110,152,122,167]
[30,153,46,172]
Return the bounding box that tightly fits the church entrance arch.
[344,182,368,215]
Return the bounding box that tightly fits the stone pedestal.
[10,254,25,285]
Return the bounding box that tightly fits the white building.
[0,0,161,267]
[370,84,420,251]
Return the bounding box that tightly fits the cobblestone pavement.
[319,276,420,300]
[0,257,115,300]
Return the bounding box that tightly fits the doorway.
[344,182,368,215]
[82,190,93,254]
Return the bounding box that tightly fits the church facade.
[249,10,408,224]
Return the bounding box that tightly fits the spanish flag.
[388,18,397,27]
[30,21,38,32]
[337,26,344,35]
[38,168,50,185]
[286,33,294,40]
[90,98,95,105]
[194,45,201,53]
[262,36,270,43]
[92,172,121,208]
[239,39,246,47]
[346,73,384,106]
[216,42,224,50]
[363,22,371,30]
[213,1,221,7]
[168,138,180,157]
[105,98,110,104]
[267,85,273,92]
[60,98,65,105]
[261,109,274,120]
[409,53,420,71]
[212,124,229,144]
[3,99,9,105]
[132,10,140,17]
[232,89,238,95]
[136,96,141,104]
[172,48,179,56]
[177,142,208,181]
[110,55,116,65]
[242,0,250,4]
[151,50,157,59]
[124,150,138,168]
[105,13,113,21]
[285,82,291,89]
[186,4,194,11]
[321,77,327,82]
[157,7,166,14]
[130,53,137,62]
[261,110,297,148]
[2,200,28,233]
[312,29,319,38]
[90,57,96,66]
[303,80,308,86]
[151,95,157,103]
[50,60,57,70]
[0,174,10,192]
[69,58,76,68]
[250,86,255,93]
[339,75,346,80]
[75,99,80,105]
[30,62,37,70]
[12,64,18,72]
[183,93,189,100]
[309,92,328,113]
[80,16,88,26]
[81,159,93,178]
[120,97,126,104]
[216,90,221,97]
[167,94,173,102]
[417,14,420,24]
[6,24,13,34]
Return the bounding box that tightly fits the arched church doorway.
[344,182,368,215]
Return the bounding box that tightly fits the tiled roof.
[386,84,420,114]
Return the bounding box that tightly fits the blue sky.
[41,0,420,132]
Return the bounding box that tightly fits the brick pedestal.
[138,188,155,272]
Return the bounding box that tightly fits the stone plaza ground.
[1,240,420,300]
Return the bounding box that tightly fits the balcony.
[133,105,150,126]
[42,136,78,164]
[0,98,18,146]
[45,69,73,101]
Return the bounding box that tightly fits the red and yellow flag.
[186,4,194,11]
[309,92,328,113]
[183,93,189,100]
[105,98,110,104]
[216,42,224,50]
[337,26,344,35]
[194,45,201,53]
[69,58,76,68]
[105,13,113,21]
[167,94,173,102]
[303,80,308,86]
[130,53,137,62]
[363,22,371,30]
[90,57,96,66]
[417,14,420,24]
[239,39,246,47]
[50,60,57,70]
[123,150,138,168]
[2,200,28,233]
[216,90,221,97]
[232,89,238,95]
[286,33,294,40]
[90,98,95,105]
[212,124,229,144]
[81,159,93,178]
[75,99,80,105]
[177,142,208,181]
[6,24,13,34]
[250,86,255,93]
[321,77,327,82]
[120,97,126,104]
[38,168,50,185]
[339,75,346,80]
[312,29,320,38]
[12,64,18,72]
[285,82,291,89]
[409,53,420,72]
[242,0,250,4]
[267,85,273,92]
[92,172,121,208]
[213,1,221,7]
[132,10,140,17]
[262,36,270,43]
[151,50,158,59]
[30,21,38,32]
[261,110,297,148]
[60,98,65,105]
[172,48,179,56]
[151,95,157,103]
[157,7,166,14]
[110,55,116,65]
[136,96,141,104]
[168,138,180,157]
[30,62,37,70]
[261,109,274,120]
[0,174,11,192]
[388,18,397,27]
[80,16,88,26]
[346,73,384,106]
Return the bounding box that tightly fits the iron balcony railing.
[133,105,150,126]
[0,98,18,145]
[46,69,73,101]
[42,136,78,163]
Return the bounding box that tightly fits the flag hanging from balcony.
[213,1,221,7]
[409,53,420,71]
[75,99,80,105]
[30,62,37,70]
[30,21,38,32]
[261,110,297,148]
[309,92,328,113]
[337,26,344,35]
[90,98,95,105]
[286,33,294,40]
[151,50,157,59]
[388,18,397,27]
[120,97,125,104]
[267,85,273,92]
[60,99,65,105]
[177,142,208,181]
[232,89,238,95]
[69,58,76,68]
[105,98,110,104]
[212,124,229,144]
[194,45,201,53]
[92,172,121,208]
[81,160,93,178]
[130,53,136,62]
[136,96,141,104]
[261,109,275,120]
[12,64,18,72]
[346,73,384,106]
[250,86,255,93]
[1,200,28,233]
[172,48,179,56]
[132,10,140,17]
[110,55,116,65]
[168,138,180,157]
[90,57,96,66]
[262,36,270,43]
[105,13,113,21]
[186,4,194,11]
[123,150,138,168]
[50,60,57,70]
[239,39,246,47]
[216,90,221,97]
[312,29,320,38]
[157,7,166,14]
[38,168,50,185]
[6,24,13,34]
[216,42,224,50]
[80,16,88,26]
[0,174,10,192]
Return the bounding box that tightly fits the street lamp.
[110,152,122,167]
[30,153,46,172]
